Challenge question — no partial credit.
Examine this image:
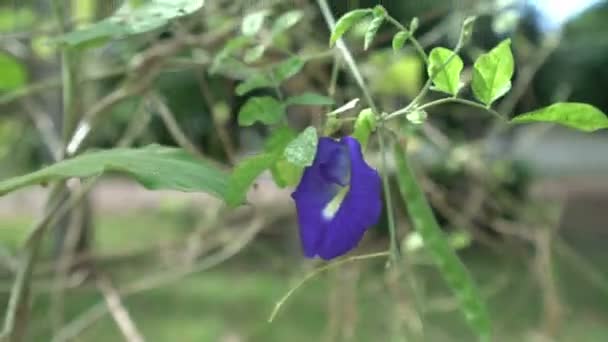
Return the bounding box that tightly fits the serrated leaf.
[272,56,305,82]
[58,0,205,47]
[427,47,463,96]
[510,102,608,132]
[0,52,27,90]
[330,9,371,47]
[226,153,275,206]
[236,73,274,96]
[472,39,514,106]
[0,145,226,198]
[392,31,410,52]
[285,92,334,106]
[364,15,384,50]
[284,126,318,167]
[242,10,269,36]
[244,45,266,63]
[238,96,286,126]
[352,108,376,148]
[272,10,303,35]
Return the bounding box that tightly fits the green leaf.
[471,39,514,106]
[284,126,318,167]
[226,127,300,205]
[510,102,608,132]
[0,53,27,91]
[393,144,491,340]
[352,108,376,148]
[242,10,269,36]
[264,127,302,188]
[330,9,371,47]
[226,153,275,207]
[269,159,302,187]
[238,96,286,126]
[285,92,334,106]
[392,31,410,52]
[272,57,305,83]
[364,15,384,50]
[58,0,205,47]
[244,45,266,63]
[0,145,227,198]
[272,10,303,36]
[427,47,463,96]
[236,73,274,96]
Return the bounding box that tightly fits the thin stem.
[317,0,400,261]
[384,15,428,64]
[385,97,505,121]
[268,251,390,322]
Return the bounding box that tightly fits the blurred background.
[1,0,608,341]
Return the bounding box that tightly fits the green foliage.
[406,109,428,125]
[352,108,376,148]
[272,57,305,83]
[265,127,302,187]
[226,153,276,207]
[241,10,269,36]
[0,53,27,90]
[284,127,318,167]
[244,45,266,63]
[329,9,372,47]
[394,144,491,341]
[427,47,463,96]
[0,8,35,32]
[272,10,303,36]
[0,145,227,198]
[391,31,410,52]
[472,39,514,106]
[364,15,384,50]
[285,93,334,106]
[238,97,286,126]
[236,74,274,96]
[58,0,205,47]
[226,127,299,205]
[511,103,608,132]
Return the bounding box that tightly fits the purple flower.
[291,136,382,260]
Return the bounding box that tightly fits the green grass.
[2,212,608,341]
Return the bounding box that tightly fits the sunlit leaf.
[284,126,318,167]
[242,10,269,36]
[285,93,334,106]
[330,9,371,47]
[244,45,266,63]
[272,10,303,36]
[511,102,608,132]
[58,0,205,47]
[427,47,463,96]
[471,39,514,106]
[0,145,226,198]
[238,96,285,126]
[327,98,360,116]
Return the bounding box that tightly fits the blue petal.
[291,138,345,257]
[291,136,382,260]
